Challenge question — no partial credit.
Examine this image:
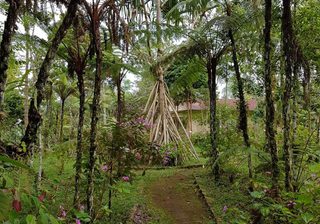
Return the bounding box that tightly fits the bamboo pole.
[165,91,198,159]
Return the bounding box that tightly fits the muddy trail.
[149,169,213,224]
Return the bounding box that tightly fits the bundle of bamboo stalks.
[143,77,199,161]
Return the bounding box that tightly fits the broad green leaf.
[297,194,313,205]
[48,215,60,224]
[301,213,314,223]
[26,215,37,224]
[250,191,265,199]
[39,209,49,224]
[0,155,32,171]
[309,164,320,173]
[74,211,91,220]
[260,207,270,216]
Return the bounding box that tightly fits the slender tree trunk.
[108,163,113,210]
[21,0,79,150]
[116,77,122,123]
[0,0,22,110]
[282,0,294,191]
[297,47,311,133]
[103,82,107,125]
[158,67,166,142]
[23,60,29,128]
[37,126,43,189]
[189,99,193,135]
[227,8,253,180]
[264,0,279,193]
[208,56,219,180]
[69,111,76,139]
[225,77,228,103]
[115,75,124,176]
[23,23,31,128]
[317,116,320,144]
[74,69,85,207]
[292,60,299,158]
[87,9,103,217]
[59,99,65,142]
[187,93,192,136]
[45,81,53,147]
[54,108,59,139]
[187,100,190,135]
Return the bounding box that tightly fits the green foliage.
[165,56,207,105]
[0,155,32,171]
[3,89,24,120]
[195,168,251,223]
[295,0,320,65]
[97,116,149,175]
[199,105,244,169]
[53,73,76,102]
[0,191,11,221]
[0,189,61,224]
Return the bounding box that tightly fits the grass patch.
[195,168,252,223]
[108,169,177,223]
[4,150,207,223]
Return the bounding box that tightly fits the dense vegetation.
[0,0,319,223]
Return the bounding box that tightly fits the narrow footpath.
[149,169,212,224]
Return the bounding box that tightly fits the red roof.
[217,99,257,111]
[176,99,257,112]
[175,101,207,111]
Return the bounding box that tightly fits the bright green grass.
[195,169,252,223]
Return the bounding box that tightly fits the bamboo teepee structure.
[143,65,199,160]
[143,0,198,161]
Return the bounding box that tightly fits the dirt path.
[149,169,212,224]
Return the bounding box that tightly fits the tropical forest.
[0,0,319,223]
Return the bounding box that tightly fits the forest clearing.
[0,0,320,223]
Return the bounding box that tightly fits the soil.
[149,169,212,224]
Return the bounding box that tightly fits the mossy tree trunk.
[59,99,65,142]
[207,55,219,180]
[87,4,103,217]
[282,0,294,191]
[264,0,280,193]
[206,45,227,180]
[74,68,85,207]
[0,0,23,110]
[72,18,91,206]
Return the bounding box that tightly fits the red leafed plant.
[12,199,22,212]
[11,189,22,212]
[38,192,46,202]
